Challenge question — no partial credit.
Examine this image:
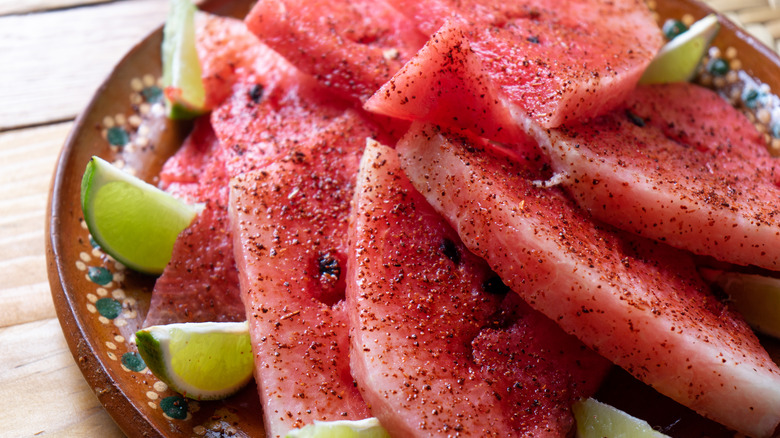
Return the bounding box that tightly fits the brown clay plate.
[45,0,780,436]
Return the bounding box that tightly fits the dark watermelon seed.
[706,58,730,77]
[107,126,130,147]
[249,84,264,103]
[87,266,113,285]
[661,19,687,40]
[482,275,510,295]
[440,238,460,264]
[625,110,645,127]
[526,35,540,44]
[121,352,146,372]
[318,252,341,282]
[160,395,189,420]
[96,297,122,319]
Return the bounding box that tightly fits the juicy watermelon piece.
[532,82,780,271]
[244,0,427,104]
[145,12,379,326]
[348,140,611,436]
[365,0,663,137]
[229,131,376,436]
[195,12,267,110]
[145,116,244,326]
[396,122,780,438]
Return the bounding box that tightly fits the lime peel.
[573,397,670,438]
[700,268,780,339]
[162,0,206,118]
[135,321,253,400]
[286,418,391,438]
[640,14,720,84]
[80,156,200,274]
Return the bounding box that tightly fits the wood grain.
[0,0,169,131]
[0,318,123,437]
[0,0,110,16]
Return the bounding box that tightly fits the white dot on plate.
[103,116,115,128]
[147,391,159,400]
[96,287,108,297]
[76,261,86,271]
[114,335,125,343]
[86,294,98,304]
[112,289,126,300]
[107,351,117,361]
[105,342,117,350]
[148,401,157,410]
[79,252,91,262]
[114,318,127,328]
[115,113,127,126]
[98,316,110,325]
[87,303,97,314]
[153,381,168,392]
[130,78,144,92]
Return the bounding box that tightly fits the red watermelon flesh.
[349,140,611,437]
[244,0,427,104]
[144,115,245,326]
[229,127,377,436]
[194,12,267,110]
[145,11,375,326]
[396,122,780,438]
[365,0,662,137]
[531,82,780,271]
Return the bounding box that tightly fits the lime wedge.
[162,0,206,119]
[640,14,720,84]
[573,398,669,438]
[700,268,780,339]
[286,418,391,438]
[80,156,199,274]
[135,321,253,400]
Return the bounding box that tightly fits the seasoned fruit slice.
[144,12,381,326]
[244,0,426,104]
[397,122,780,438]
[228,118,380,436]
[531,82,780,271]
[366,0,663,137]
[348,140,611,437]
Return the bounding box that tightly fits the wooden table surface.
[0,0,773,436]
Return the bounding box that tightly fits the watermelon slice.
[144,12,384,326]
[365,0,662,139]
[396,122,780,438]
[348,140,612,436]
[244,0,427,104]
[229,127,375,436]
[531,82,780,271]
[145,116,244,325]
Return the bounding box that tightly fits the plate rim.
[44,0,780,436]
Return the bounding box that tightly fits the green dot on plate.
[121,352,146,372]
[160,395,189,420]
[87,266,113,285]
[141,85,163,103]
[107,126,130,147]
[96,297,122,319]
